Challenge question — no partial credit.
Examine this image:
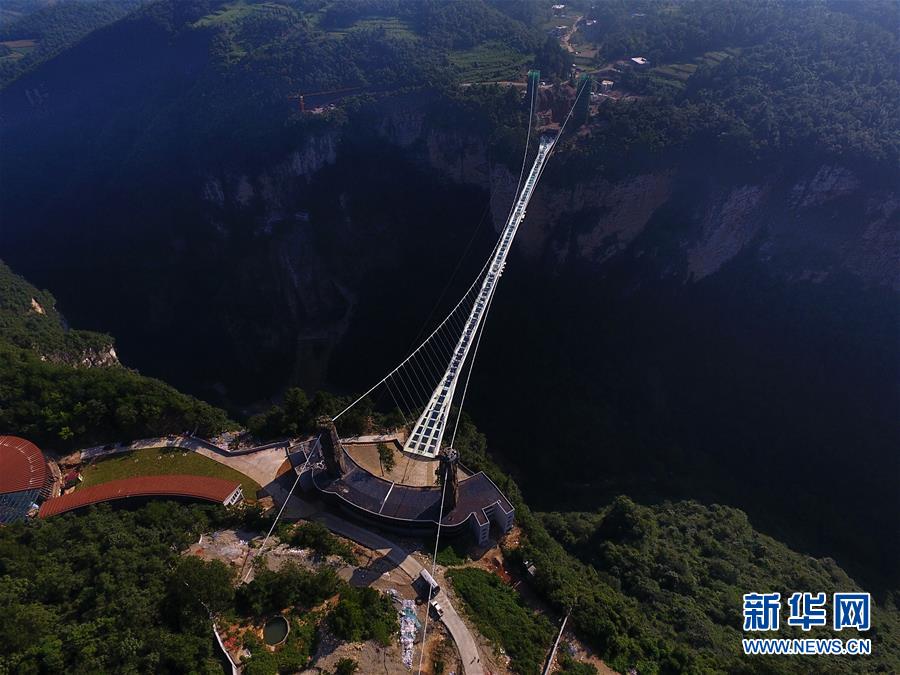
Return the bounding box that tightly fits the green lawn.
[652,48,739,84]
[80,447,261,502]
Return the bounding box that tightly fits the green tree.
[283,387,310,435]
[167,557,235,630]
[335,657,359,675]
[377,442,396,473]
[328,587,396,646]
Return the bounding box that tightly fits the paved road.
[561,15,584,54]
[192,444,287,489]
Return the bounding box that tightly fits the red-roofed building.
[0,436,49,494]
[0,436,51,524]
[39,475,243,518]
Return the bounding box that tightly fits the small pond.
[263,616,289,646]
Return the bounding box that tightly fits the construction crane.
[286,92,305,113]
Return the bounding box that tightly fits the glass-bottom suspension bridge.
[254,74,591,674]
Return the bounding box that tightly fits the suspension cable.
[449,276,497,449]
[410,78,538,348]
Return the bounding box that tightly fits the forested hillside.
[0,0,140,86]
[453,419,900,675]
[0,262,232,448]
[0,503,236,673]
[554,0,899,179]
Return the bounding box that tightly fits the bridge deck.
[404,135,556,457]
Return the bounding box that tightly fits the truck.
[417,569,440,597]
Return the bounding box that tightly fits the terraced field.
[449,40,530,82]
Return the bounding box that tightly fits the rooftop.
[0,435,48,495]
[39,475,241,518]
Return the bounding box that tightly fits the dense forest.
[0,502,390,674]
[0,503,237,673]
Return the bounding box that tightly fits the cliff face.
[425,140,898,289]
[172,110,897,406]
[376,113,899,293]
[0,261,121,368]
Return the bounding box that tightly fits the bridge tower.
[318,417,347,477]
[526,69,540,107]
[437,447,460,511]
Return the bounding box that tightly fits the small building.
[600,79,614,92]
[551,4,566,14]
[630,56,649,67]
